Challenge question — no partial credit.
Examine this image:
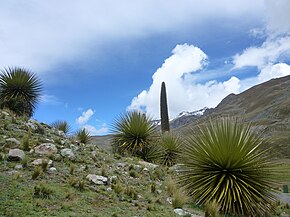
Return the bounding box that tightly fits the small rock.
[138,161,158,170]
[34,143,57,155]
[70,144,79,151]
[60,148,75,160]
[8,149,25,161]
[157,189,162,194]
[117,162,126,167]
[6,138,21,146]
[49,167,57,173]
[174,209,199,217]
[31,159,53,166]
[134,165,142,172]
[87,174,108,185]
[166,197,172,204]
[143,167,149,172]
[15,164,23,170]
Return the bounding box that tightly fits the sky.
[1,0,290,135]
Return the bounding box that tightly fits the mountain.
[175,75,290,157]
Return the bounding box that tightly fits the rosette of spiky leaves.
[158,132,182,166]
[177,118,277,216]
[111,111,157,160]
[51,120,71,135]
[76,128,91,144]
[0,67,42,117]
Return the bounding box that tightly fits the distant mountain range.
[173,75,290,157]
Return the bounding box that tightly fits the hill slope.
[176,75,290,156]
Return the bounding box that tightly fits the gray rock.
[138,161,158,170]
[8,149,25,161]
[174,208,200,217]
[31,158,53,166]
[60,148,75,160]
[87,174,108,185]
[34,143,57,155]
[117,162,126,167]
[15,164,23,169]
[70,144,79,151]
[49,167,57,173]
[6,138,20,146]
[134,165,142,172]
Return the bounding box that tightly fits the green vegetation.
[51,120,71,135]
[76,128,91,144]
[160,81,170,133]
[178,118,278,216]
[158,132,182,166]
[111,111,157,160]
[0,67,42,117]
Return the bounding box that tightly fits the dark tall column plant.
[160,82,170,132]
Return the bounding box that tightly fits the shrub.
[76,128,91,144]
[205,200,221,217]
[34,183,53,199]
[51,120,71,135]
[112,181,123,195]
[41,159,49,172]
[0,67,42,117]
[172,188,188,209]
[32,167,42,180]
[111,111,157,160]
[69,164,75,175]
[177,118,277,216]
[21,135,30,151]
[158,132,182,166]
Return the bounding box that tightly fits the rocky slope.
[176,75,290,157]
[0,110,203,217]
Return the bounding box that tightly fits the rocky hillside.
[176,75,290,157]
[0,110,203,217]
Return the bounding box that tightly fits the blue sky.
[1,0,290,135]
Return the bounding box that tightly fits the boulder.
[34,143,57,155]
[138,161,158,170]
[6,138,21,146]
[87,174,108,185]
[31,158,53,166]
[60,148,75,160]
[8,149,25,161]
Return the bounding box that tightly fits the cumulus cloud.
[233,36,290,69]
[76,109,94,125]
[83,124,108,135]
[0,0,264,74]
[230,0,290,94]
[128,44,241,119]
[76,108,108,135]
[258,63,290,82]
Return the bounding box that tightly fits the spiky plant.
[111,111,157,160]
[0,67,42,117]
[158,132,182,166]
[76,128,91,144]
[160,82,170,133]
[177,118,277,216]
[51,120,71,135]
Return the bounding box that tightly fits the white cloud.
[265,0,290,35]
[258,63,290,83]
[40,94,61,105]
[83,124,108,136]
[233,36,290,69]
[76,109,94,125]
[128,44,241,119]
[0,0,264,74]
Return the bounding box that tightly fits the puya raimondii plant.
[177,118,277,216]
[0,67,42,117]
